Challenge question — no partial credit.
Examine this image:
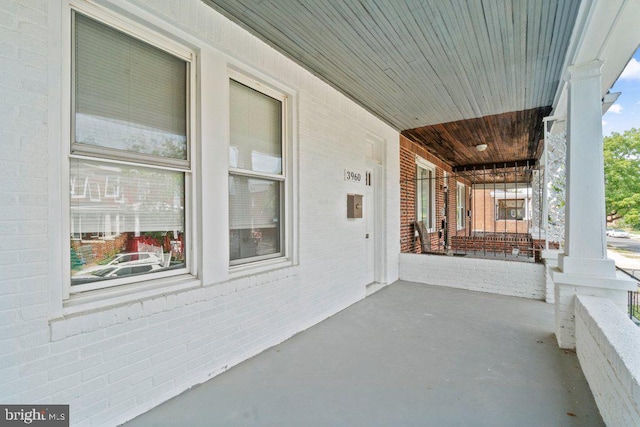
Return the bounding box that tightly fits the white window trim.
[227,69,294,271]
[415,156,436,232]
[59,1,200,301]
[456,181,466,230]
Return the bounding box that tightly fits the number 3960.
[345,171,361,182]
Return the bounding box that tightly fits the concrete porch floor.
[124,281,603,426]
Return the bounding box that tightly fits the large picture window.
[229,78,286,265]
[69,11,191,292]
[416,161,435,230]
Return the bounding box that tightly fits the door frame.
[365,160,386,285]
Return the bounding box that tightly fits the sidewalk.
[607,248,640,276]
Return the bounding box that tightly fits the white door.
[365,167,375,284]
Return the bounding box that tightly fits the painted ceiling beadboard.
[203,0,581,167]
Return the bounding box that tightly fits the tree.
[604,128,640,228]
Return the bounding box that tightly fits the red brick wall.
[400,136,471,253]
[471,188,531,233]
[400,144,417,253]
[71,233,129,264]
[450,234,533,257]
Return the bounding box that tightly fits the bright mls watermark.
[0,405,68,426]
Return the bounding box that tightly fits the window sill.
[60,274,200,318]
[229,257,294,280]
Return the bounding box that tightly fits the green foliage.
[604,128,640,229]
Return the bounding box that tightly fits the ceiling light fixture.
[476,144,488,152]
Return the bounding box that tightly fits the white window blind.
[229,80,282,174]
[74,13,187,160]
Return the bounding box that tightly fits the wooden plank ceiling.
[403,106,552,166]
[203,0,581,167]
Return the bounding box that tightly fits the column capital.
[565,60,604,82]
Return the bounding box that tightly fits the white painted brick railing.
[399,253,545,300]
[575,295,640,426]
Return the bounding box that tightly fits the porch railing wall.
[401,161,545,262]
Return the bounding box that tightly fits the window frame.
[456,181,466,230]
[496,199,526,221]
[64,3,198,297]
[415,157,436,232]
[228,70,290,269]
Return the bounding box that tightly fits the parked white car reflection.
[78,263,163,279]
[73,252,164,279]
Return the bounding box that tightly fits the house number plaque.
[344,169,362,183]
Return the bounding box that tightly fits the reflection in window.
[497,199,525,220]
[70,159,186,286]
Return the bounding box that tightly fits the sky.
[602,49,640,136]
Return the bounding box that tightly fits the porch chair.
[412,220,429,254]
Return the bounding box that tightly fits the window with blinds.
[229,79,285,264]
[69,11,191,292]
[73,13,187,165]
[416,164,435,230]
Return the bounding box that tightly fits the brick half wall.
[399,253,545,299]
[575,295,640,426]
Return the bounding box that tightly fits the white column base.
[542,249,560,304]
[552,267,635,349]
[558,254,617,278]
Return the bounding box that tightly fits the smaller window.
[497,199,525,220]
[416,160,435,231]
[229,78,286,266]
[456,182,466,230]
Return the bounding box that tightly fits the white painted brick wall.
[554,281,629,350]
[0,0,52,412]
[399,253,545,300]
[575,295,640,426]
[554,282,576,349]
[0,1,400,426]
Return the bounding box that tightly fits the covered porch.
[7,0,640,425]
[125,281,602,426]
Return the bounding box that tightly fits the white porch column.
[552,60,635,349]
[559,61,611,275]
